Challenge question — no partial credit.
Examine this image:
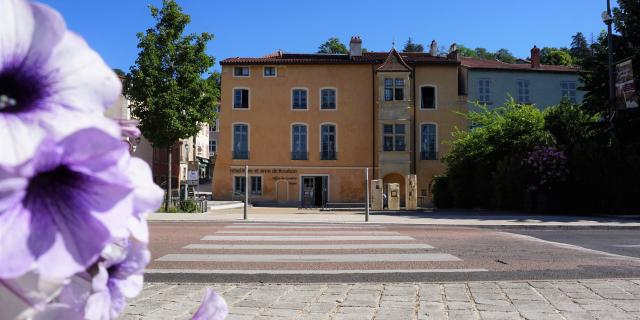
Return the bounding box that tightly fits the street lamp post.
[603,0,615,122]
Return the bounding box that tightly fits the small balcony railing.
[291,151,308,160]
[421,150,438,160]
[320,150,337,160]
[232,150,249,160]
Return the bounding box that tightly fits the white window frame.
[290,122,309,153]
[232,87,250,110]
[250,175,263,196]
[478,78,492,104]
[209,138,217,154]
[263,66,277,78]
[419,84,438,110]
[319,122,338,153]
[517,79,531,104]
[233,175,247,195]
[291,87,309,111]
[233,66,250,78]
[561,81,577,103]
[319,87,338,111]
[231,122,250,158]
[420,122,438,160]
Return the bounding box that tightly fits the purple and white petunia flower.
[56,239,150,320]
[0,0,121,166]
[192,288,229,320]
[0,126,138,280]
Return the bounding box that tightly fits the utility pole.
[244,164,248,220]
[365,168,370,222]
[603,0,616,123]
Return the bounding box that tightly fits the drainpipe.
[371,64,376,179]
[411,67,416,175]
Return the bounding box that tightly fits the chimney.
[447,43,460,61]
[349,36,362,57]
[530,45,541,68]
[429,40,438,56]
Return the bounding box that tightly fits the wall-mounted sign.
[615,58,638,109]
[230,168,298,174]
[187,170,199,185]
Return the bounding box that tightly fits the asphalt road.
[145,221,640,283]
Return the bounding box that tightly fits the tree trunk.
[166,145,172,211]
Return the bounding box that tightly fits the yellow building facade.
[213,38,467,207]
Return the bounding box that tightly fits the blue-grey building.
[460,47,585,109]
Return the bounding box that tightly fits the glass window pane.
[395,78,404,87]
[395,88,404,100]
[383,136,394,151]
[395,136,405,151]
[383,125,393,134]
[384,78,393,87]
[395,124,405,134]
[384,88,393,101]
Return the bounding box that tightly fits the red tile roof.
[461,58,581,73]
[220,51,459,66]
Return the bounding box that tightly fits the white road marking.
[201,235,415,241]
[145,268,488,274]
[503,233,640,263]
[215,230,400,235]
[225,225,386,229]
[612,244,640,248]
[155,253,461,262]
[183,243,434,250]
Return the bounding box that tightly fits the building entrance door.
[301,176,327,208]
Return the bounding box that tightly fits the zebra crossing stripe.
[201,235,415,241]
[215,230,401,235]
[183,243,434,250]
[155,253,461,262]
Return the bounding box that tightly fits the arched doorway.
[383,173,405,206]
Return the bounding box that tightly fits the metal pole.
[606,0,615,122]
[244,164,248,220]
[365,168,370,222]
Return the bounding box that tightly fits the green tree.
[540,48,574,65]
[402,37,424,53]
[474,48,495,60]
[581,0,637,115]
[570,32,591,63]
[438,100,553,209]
[125,0,217,210]
[494,48,516,63]
[456,45,477,58]
[317,37,348,54]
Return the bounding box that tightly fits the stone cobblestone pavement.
[122,279,640,319]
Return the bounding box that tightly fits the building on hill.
[213,37,468,206]
[461,46,585,109]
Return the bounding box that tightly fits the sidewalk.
[148,207,640,228]
[122,279,640,320]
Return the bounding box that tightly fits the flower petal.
[43,31,121,113]
[0,272,66,320]
[0,114,46,166]
[0,204,35,278]
[127,157,164,215]
[0,0,34,69]
[192,289,229,320]
[22,2,66,68]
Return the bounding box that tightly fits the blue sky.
[40,0,617,72]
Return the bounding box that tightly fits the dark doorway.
[301,176,327,207]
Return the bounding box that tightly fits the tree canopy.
[540,47,574,66]
[125,0,217,148]
[402,37,424,53]
[317,37,348,54]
